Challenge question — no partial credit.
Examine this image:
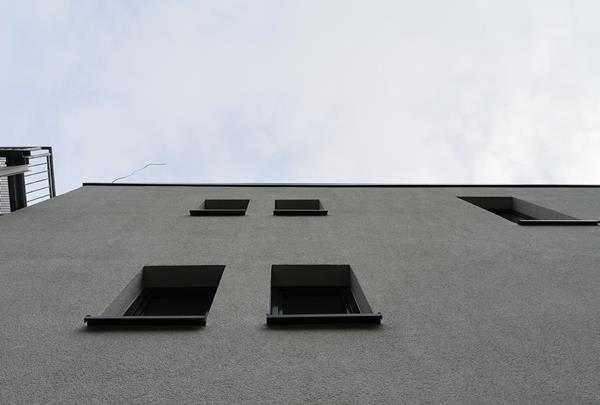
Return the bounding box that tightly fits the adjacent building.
[0,147,56,215]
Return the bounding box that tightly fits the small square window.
[459,196,599,225]
[267,265,382,325]
[273,199,327,216]
[190,199,249,216]
[84,265,224,327]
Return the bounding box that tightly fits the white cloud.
[1,0,599,192]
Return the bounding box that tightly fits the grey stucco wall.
[1,185,599,404]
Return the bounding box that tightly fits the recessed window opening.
[190,199,249,216]
[124,288,216,316]
[84,265,225,327]
[273,287,359,315]
[267,265,382,325]
[489,208,535,223]
[273,199,327,216]
[459,196,599,226]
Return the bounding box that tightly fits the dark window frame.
[190,199,249,216]
[273,199,328,216]
[123,287,217,317]
[266,265,382,325]
[84,265,224,327]
[459,196,599,226]
[488,208,535,223]
[271,287,360,316]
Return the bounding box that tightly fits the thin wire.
[111,163,167,183]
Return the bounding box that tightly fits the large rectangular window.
[84,265,224,327]
[459,196,599,225]
[267,265,382,325]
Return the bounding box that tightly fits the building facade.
[1,184,599,404]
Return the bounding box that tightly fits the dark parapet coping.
[83,182,600,188]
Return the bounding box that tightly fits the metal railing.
[0,146,56,213]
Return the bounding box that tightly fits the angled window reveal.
[267,265,382,325]
[84,265,224,327]
[190,199,249,216]
[273,199,328,216]
[459,196,599,226]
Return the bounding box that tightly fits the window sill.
[266,313,382,325]
[273,209,328,216]
[189,209,246,216]
[84,315,206,327]
[518,220,599,226]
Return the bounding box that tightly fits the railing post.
[46,146,57,197]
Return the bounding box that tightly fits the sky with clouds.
[2,0,599,193]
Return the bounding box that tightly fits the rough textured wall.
[1,185,599,404]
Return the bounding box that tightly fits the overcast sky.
[2,1,599,193]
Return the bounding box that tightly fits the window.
[190,199,249,216]
[267,265,382,325]
[272,287,359,315]
[123,288,217,316]
[273,199,327,216]
[459,196,599,225]
[84,265,224,327]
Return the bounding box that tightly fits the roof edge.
[82,182,600,188]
